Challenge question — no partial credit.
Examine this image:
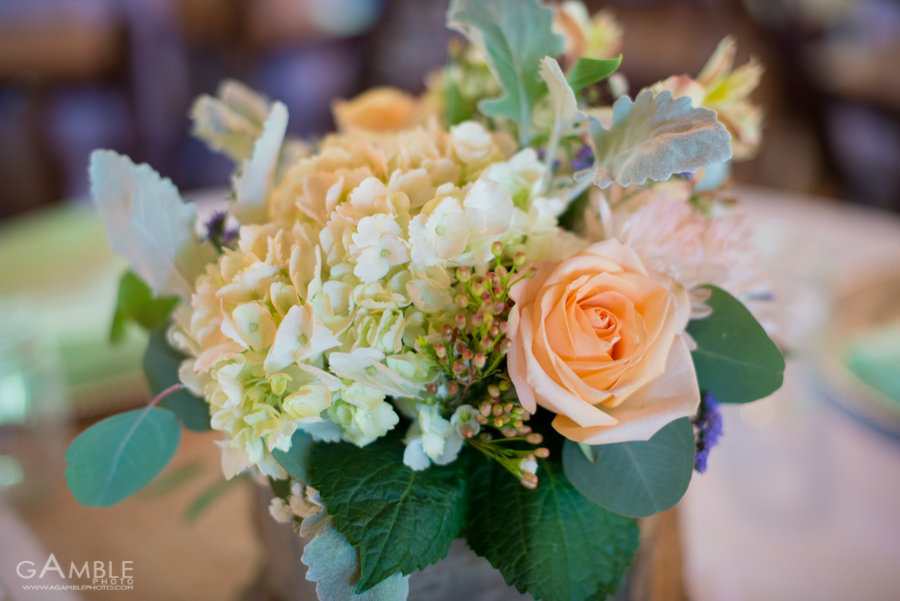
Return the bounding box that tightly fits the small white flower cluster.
[269,480,323,524]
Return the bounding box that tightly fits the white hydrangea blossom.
[402,403,464,471]
[171,112,577,478]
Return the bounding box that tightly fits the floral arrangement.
[63,1,783,600]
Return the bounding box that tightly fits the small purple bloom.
[206,211,238,249]
[571,145,594,172]
[693,392,723,473]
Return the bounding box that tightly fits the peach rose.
[332,87,422,134]
[507,239,700,444]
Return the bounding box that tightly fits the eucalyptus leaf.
[144,326,211,431]
[273,429,316,484]
[687,285,785,404]
[65,407,182,507]
[110,271,179,342]
[562,418,695,518]
[447,0,563,143]
[309,433,467,593]
[465,453,638,601]
[589,89,733,188]
[90,150,217,300]
[567,56,622,93]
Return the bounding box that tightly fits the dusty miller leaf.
[231,101,288,224]
[539,56,586,131]
[589,89,733,189]
[301,511,410,601]
[447,0,563,142]
[90,150,217,300]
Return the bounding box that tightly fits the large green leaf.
[567,56,622,93]
[65,407,182,506]
[309,434,468,593]
[562,418,695,518]
[465,454,638,601]
[687,286,785,404]
[588,89,733,188]
[273,429,316,484]
[144,326,211,431]
[447,0,563,142]
[110,271,179,342]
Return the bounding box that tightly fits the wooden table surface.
[10,430,261,601]
[5,426,686,601]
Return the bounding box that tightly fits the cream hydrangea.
[174,118,574,479]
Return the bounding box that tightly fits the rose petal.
[552,337,700,444]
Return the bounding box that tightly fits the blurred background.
[2,0,900,217]
[0,1,899,601]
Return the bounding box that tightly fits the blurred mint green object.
[0,204,150,416]
[0,298,71,506]
[844,321,900,404]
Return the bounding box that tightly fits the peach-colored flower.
[332,87,423,134]
[507,239,700,444]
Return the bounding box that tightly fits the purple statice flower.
[206,210,238,249]
[571,145,594,172]
[535,148,561,170]
[692,392,723,473]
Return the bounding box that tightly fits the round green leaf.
[687,285,785,404]
[144,326,211,431]
[65,407,182,506]
[562,418,695,518]
[272,429,316,484]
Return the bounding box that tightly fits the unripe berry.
[456,267,470,282]
[491,241,504,257]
